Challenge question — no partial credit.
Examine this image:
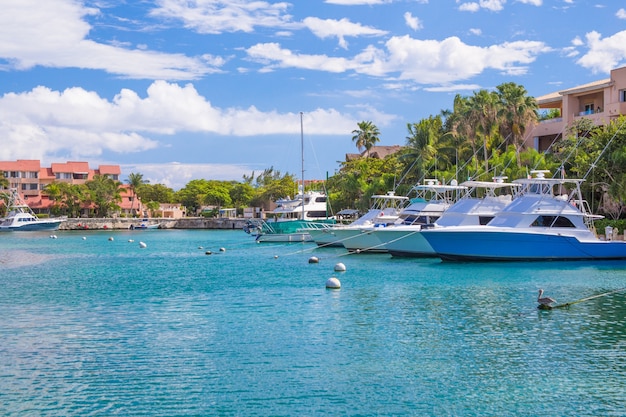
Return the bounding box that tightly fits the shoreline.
[58,217,248,230]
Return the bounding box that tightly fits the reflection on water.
[1,230,626,416]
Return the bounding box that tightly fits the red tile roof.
[0,159,41,172]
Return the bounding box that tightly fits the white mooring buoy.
[205,250,212,255]
[334,262,346,272]
[308,256,319,264]
[219,247,226,252]
[326,277,341,289]
[108,237,114,241]
[139,241,147,248]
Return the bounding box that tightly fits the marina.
[2,229,626,415]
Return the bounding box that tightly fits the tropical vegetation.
[4,81,626,222]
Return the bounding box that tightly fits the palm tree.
[496,82,538,164]
[126,172,148,216]
[467,89,500,173]
[404,115,453,179]
[352,121,381,158]
[0,172,8,189]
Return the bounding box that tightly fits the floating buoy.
[49,234,57,239]
[198,246,203,249]
[219,247,226,252]
[82,236,86,240]
[355,249,361,254]
[205,250,212,255]
[326,277,341,289]
[274,255,279,259]
[308,256,319,264]
[139,241,147,248]
[128,239,134,243]
[108,237,114,241]
[334,262,346,272]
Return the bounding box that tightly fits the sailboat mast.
[300,111,305,221]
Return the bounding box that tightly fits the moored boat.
[308,191,409,248]
[0,189,64,231]
[376,177,520,257]
[339,179,467,253]
[244,190,335,242]
[420,170,626,261]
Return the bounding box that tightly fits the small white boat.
[130,219,159,230]
[376,177,520,257]
[420,170,626,262]
[308,192,409,248]
[243,190,335,242]
[0,188,64,231]
[338,179,467,253]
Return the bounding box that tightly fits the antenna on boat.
[300,111,305,221]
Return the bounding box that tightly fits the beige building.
[528,65,626,151]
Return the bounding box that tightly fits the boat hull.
[421,229,626,261]
[375,227,437,257]
[308,228,344,247]
[0,220,62,232]
[337,227,388,253]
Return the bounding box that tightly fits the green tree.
[0,172,8,189]
[202,181,233,209]
[138,183,175,203]
[352,121,381,157]
[403,115,455,182]
[230,182,255,208]
[496,82,538,163]
[46,182,86,217]
[175,179,212,214]
[85,175,123,217]
[126,172,148,216]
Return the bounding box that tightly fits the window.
[584,103,594,114]
[620,89,626,102]
[531,215,575,228]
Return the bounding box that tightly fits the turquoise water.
[1,229,626,416]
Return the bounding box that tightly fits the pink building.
[0,160,141,216]
[528,65,626,151]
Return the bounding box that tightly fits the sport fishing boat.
[375,177,520,257]
[308,192,409,247]
[243,112,335,243]
[338,179,467,253]
[420,170,626,261]
[243,190,335,242]
[0,188,64,231]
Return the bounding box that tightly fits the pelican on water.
[537,289,556,306]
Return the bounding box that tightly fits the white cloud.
[424,84,481,92]
[0,81,361,164]
[122,162,253,189]
[151,0,298,34]
[0,0,219,80]
[324,0,392,4]
[617,8,626,20]
[246,35,548,84]
[458,0,504,12]
[459,3,480,12]
[404,12,423,31]
[576,30,626,73]
[469,28,482,36]
[303,17,387,49]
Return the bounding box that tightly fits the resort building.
[528,65,626,151]
[345,145,404,162]
[0,160,141,216]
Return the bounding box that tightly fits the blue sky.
[1,0,626,189]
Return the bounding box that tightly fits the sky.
[1,0,626,190]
